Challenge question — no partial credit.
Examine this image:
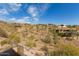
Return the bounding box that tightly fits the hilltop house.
[55,24,78,37]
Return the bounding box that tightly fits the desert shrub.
[50,29,59,44]
[48,43,79,56]
[49,29,54,33]
[0,29,8,38]
[58,32,72,37]
[8,32,20,46]
[41,35,51,43]
[1,40,8,46]
[26,35,36,47]
[53,37,58,44]
[53,33,59,44]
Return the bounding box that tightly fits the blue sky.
[0,3,79,25]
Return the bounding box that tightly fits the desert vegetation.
[0,21,79,56]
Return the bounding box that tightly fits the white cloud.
[39,4,49,16]
[9,18,16,21]
[8,3,22,11]
[41,4,49,11]
[27,5,40,23]
[0,9,9,15]
[27,4,50,22]
[32,17,39,21]
[0,4,50,24]
[9,16,31,23]
[27,6,38,17]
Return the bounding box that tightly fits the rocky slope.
[0,21,79,56]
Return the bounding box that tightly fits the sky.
[0,3,79,25]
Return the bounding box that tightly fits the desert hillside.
[0,21,79,56]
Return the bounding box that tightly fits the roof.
[57,26,70,30]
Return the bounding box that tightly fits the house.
[55,25,78,37]
[57,25,69,33]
